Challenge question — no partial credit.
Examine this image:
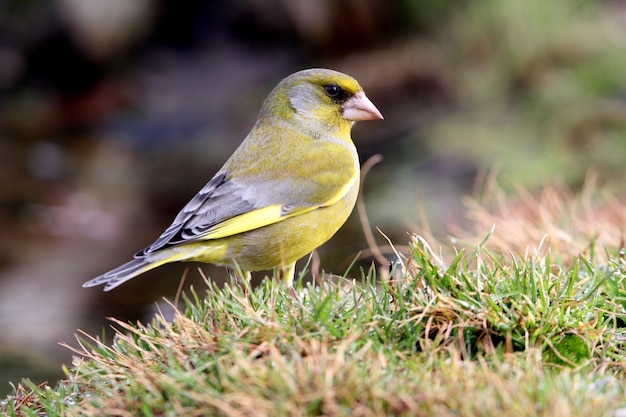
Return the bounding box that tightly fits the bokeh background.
[1,0,626,395]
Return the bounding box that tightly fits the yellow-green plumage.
[83,68,383,291]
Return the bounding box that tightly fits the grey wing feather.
[135,167,323,258]
[135,172,256,257]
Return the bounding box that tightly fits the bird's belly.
[230,182,359,271]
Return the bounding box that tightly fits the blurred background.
[1,0,626,396]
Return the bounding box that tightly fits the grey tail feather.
[83,258,154,292]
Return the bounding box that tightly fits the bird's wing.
[136,162,357,257]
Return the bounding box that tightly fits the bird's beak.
[343,91,384,121]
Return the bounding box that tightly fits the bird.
[83,68,383,293]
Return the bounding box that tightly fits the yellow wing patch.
[202,204,317,240]
[201,174,357,240]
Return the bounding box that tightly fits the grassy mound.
[3,232,626,416]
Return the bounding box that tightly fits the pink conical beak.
[343,91,383,121]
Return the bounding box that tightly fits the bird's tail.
[83,257,171,292]
[83,242,230,291]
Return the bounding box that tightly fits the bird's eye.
[325,84,341,98]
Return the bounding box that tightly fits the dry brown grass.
[440,171,626,264]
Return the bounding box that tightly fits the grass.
[3,178,626,416]
[2,217,626,416]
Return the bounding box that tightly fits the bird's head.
[260,68,383,136]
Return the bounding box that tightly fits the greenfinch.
[83,68,383,292]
